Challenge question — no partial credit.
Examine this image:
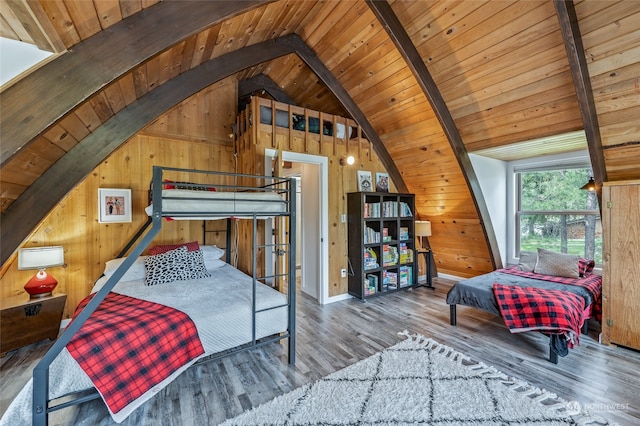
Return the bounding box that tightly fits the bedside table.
[1,293,67,357]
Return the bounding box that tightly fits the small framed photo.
[357,170,373,192]
[98,188,132,223]
[375,172,390,192]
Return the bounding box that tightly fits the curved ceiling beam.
[0,37,298,265]
[284,34,408,193]
[239,74,296,105]
[0,0,271,166]
[554,0,606,208]
[367,0,501,269]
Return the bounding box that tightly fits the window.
[515,166,601,264]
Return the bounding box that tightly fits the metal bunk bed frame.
[31,166,296,426]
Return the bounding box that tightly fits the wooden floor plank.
[1,277,639,425]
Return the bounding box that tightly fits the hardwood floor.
[1,277,639,425]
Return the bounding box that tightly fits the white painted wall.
[469,153,508,267]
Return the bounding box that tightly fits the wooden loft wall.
[235,97,393,298]
[0,79,237,320]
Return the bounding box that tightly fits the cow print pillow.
[144,246,210,286]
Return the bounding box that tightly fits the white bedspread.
[1,264,289,424]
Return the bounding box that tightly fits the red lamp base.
[24,271,58,298]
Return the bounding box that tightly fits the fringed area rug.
[222,332,616,425]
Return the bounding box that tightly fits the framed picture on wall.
[375,172,390,192]
[98,188,132,223]
[357,170,373,192]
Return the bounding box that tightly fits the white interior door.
[265,149,329,304]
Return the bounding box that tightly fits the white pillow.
[201,245,226,269]
[103,256,148,282]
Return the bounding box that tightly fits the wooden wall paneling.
[145,55,161,92]
[93,0,123,30]
[245,97,392,297]
[441,33,567,105]
[38,0,80,48]
[156,48,176,87]
[64,0,101,41]
[117,74,138,106]
[88,91,115,123]
[179,35,198,73]
[42,124,78,152]
[73,101,104,132]
[319,12,387,75]
[120,0,144,19]
[102,81,127,116]
[0,76,238,317]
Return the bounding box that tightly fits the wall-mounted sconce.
[580,176,596,192]
[340,155,355,166]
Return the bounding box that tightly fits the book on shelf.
[364,202,380,218]
[383,270,398,290]
[399,202,412,217]
[399,227,409,240]
[382,244,399,267]
[399,265,413,287]
[364,226,380,244]
[399,243,414,264]
[364,247,379,270]
[382,227,391,242]
[365,274,378,296]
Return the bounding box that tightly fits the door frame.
[265,149,330,304]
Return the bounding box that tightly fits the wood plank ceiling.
[1,0,639,278]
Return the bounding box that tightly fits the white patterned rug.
[222,332,616,425]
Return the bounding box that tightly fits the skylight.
[0,37,53,87]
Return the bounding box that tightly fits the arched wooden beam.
[0,0,271,166]
[367,0,501,269]
[284,34,408,194]
[1,34,405,266]
[239,74,296,105]
[0,37,298,265]
[554,0,606,209]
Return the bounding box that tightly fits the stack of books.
[382,244,399,267]
[364,248,379,270]
[399,265,413,287]
[383,270,398,290]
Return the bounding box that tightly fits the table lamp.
[415,220,432,250]
[18,246,65,298]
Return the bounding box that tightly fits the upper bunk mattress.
[145,189,287,219]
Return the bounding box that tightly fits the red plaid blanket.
[493,283,585,348]
[497,267,602,321]
[67,292,204,415]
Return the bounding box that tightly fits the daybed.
[1,166,296,426]
[446,249,600,363]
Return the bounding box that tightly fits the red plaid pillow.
[149,241,200,255]
[578,258,595,276]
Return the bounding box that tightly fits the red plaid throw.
[493,283,585,348]
[67,292,204,415]
[497,266,602,321]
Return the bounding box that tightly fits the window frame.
[506,151,597,266]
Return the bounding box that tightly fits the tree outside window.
[517,168,601,263]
